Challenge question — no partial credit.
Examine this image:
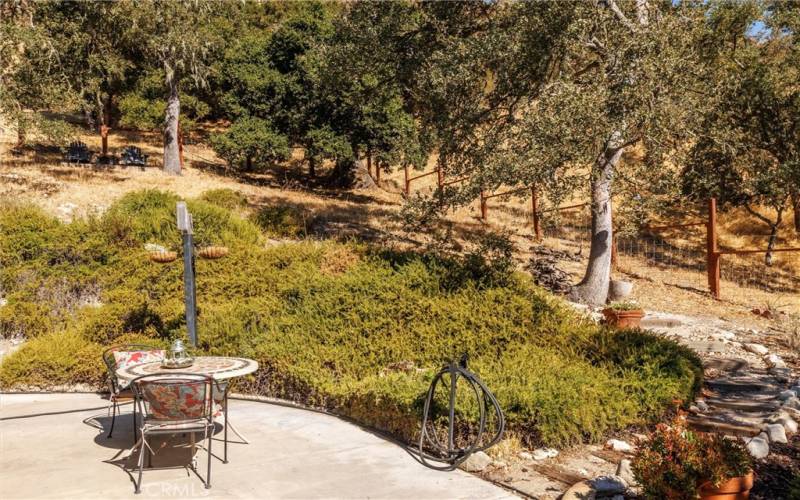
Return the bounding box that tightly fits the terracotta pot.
[198,246,229,259]
[149,251,177,263]
[602,308,645,329]
[699,471,754,500]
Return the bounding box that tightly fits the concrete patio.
[0,393,513,499]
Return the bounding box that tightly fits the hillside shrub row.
[0,190,702,446]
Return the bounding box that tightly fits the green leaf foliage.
[210,117,290,170]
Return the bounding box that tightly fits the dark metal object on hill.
[527,246,575,295]
[417,354,505,471]
[64,141,93,163]
[119,146,148,168]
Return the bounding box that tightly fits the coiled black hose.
[417,354,505,471]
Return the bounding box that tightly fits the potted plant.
[633,416,754,500]
[602,301,645,329]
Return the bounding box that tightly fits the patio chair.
[102,345,165,441]
[64,141,93,164]
[130,374,217,494]
[119,146,148,168]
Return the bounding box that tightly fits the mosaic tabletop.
[116,356,258,382]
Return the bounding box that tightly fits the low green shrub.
[200,189,249,210]
[252,205,308,238]
[0,331,104,388]
[0,190,703,447]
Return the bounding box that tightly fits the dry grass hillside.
[1,125,798,327]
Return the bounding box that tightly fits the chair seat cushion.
[143,419,213,432]
[113,350,165,372]
[112,388,135,401]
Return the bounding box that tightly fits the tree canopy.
[2,0,798,304]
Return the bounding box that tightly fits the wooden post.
[367,153,373,179]
[100,125,109,156]
[531,186,542,240]
[611,234,618,271]
[480,190,487,220]
[403,165,410,196]
[706,198,721,299]
[375,160,381,183]
[437,165,444,190]
[178,122,184,171]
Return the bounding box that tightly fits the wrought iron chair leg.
[135,435,147,494]
[206,427,212,489]
[132,402,137,445]
[107,399,117,438]
[223,392,229,463]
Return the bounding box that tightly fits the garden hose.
[417,353,505,471]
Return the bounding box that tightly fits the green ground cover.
[0,190,701,446]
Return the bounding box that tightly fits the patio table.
[116,356,259,453]
[115,356,258,383]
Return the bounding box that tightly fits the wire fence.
[539,204,800,297]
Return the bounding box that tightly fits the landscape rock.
[590,475,627,495]
[518,451,533,461]
[771,367,793,383]
[779,389,798,401]
[767,412,798,434]
[531,447,559,460]
[616,459,637,487]
[144,243,167,253]
[460,451,492,472]
[561,481,595,500]
[784,397,800,410]
[56,202,78,220]
[527,248,574,295]
[764,354,787,369]
[743,343,769,355]
[695,400,709,412]
[764,423,788,444]
[605,439,633,453]
[746,435,769,459]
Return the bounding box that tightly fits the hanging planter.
[198,245,229,259]
[149,251,178,263]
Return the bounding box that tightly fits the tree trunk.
[309,157,316,178]
[765,224,778,267]
[15,116,25,150]
[245,155,252,171]
[764,208,783,266]
[163,68,181,175]
[570,145,624,305]
[792,194,800,233]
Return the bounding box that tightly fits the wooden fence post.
[531,186,542,240]
[611,234,619,271]
[178,122,184,170]
[706,198,721,299]
[437,167,444,190]
[480,190,487,220]
[403,165,410,196]
[367,152,373,179]
[100,125,109,156]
